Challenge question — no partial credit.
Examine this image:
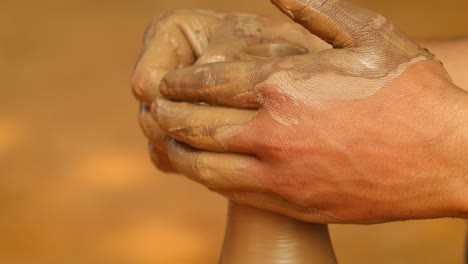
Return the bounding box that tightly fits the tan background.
[1,0,467,263]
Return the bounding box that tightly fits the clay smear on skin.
[176,14,328,145]
[234,60,454,221]
[156,100,257,151]
[250,56,427,127]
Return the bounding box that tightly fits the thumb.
[271,0,394,49]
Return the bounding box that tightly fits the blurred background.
[1,0,467,263]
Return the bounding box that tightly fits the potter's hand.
[151,0,468,223]
[132,9,327,172]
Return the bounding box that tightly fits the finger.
[260,14,332,53]
[270,0,413,49]
[139,103,163,142]
[193,13,330,64]
[223,191,338,223]
[195,45,240,65]
[166,140,266,192]
[140,104,175,172]
[131,10,223,105]
[160,56,309,107]
[149,141,174,173]
[152,98,256,152]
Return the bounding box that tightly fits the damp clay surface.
[219,202,337,264]
[212,43,336,264]
[2,0,467,263]
[133,3,466,263]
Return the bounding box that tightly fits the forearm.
[421,38,468,91]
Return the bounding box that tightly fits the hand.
[150,0,468,223]
[132,9,328,172]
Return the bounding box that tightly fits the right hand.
[146,1,468,223]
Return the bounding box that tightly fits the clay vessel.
[218,43,337,264]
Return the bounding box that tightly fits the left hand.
[131,9,327,173]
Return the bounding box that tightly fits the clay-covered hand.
[132,9,328,172]
[150,0,468,223]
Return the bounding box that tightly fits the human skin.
[132,8,329,172]
[133,0,468,223]
[422,38,468,92]
[133,13,338,263]
[217,44,336,264]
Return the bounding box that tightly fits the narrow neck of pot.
[218,201,337,264]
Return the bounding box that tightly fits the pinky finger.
[149,141,174,173]
[141,103,174,172]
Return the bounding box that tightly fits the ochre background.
[1,0,467,263]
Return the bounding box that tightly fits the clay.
[135,11,339,262]
[154,38,345,223]
[208,43,336,263]
[160,0,437,108]
[153,99,257,152]
[133,8,330,177]
[219,202,336,264]
[150,0,468,223]
[132,9,330,106]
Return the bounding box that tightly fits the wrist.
[454,92,468,217]
[443,88,468,218]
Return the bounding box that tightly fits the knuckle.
[142,11,172,44]
[195,65,229,91]
[252,134,285,157]
[192,155,209,182]
[131,69,147,100]
[358,13,389,33]
[191,155,219,190]
[187,121,216,140]
[131,68,159,104]
[196,68,215,89]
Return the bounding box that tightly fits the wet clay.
[219,202,336,264]
[216,43,336,264]
[150,37,338,261]
[136,9,342,222]
[155,0,468,222]
[154,39,338,262]
[132,9,329,106]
